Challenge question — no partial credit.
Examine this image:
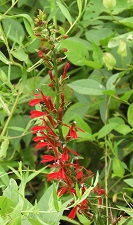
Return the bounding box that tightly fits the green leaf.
[56,1,72,25]
[0,138,9,158]
[112,158,125,178]
[0,165,9,186]
[75,183,81,199]
[106,73,120,90]
[114,124,132,135]
[53,184,59,211]
[2,18,25,43]
[98,123,118,139]
[37,185,63,225]
[3,178,19,205]
[13,14,34,30]
[74,114,92,134]
[28,218,43,225]
[63,102,89,123]
[60,38,89,66]
[127,103,133,127]
[85,28,113,46]
[61,216,80,225]
[92,42,103,67]
[68,79,105,96]
[120,17,133,28]
[124,178,133,188]
[83,60,102,69]
[77,0,82,15]
[0,51,10,64]
[0,196,14,216]
[11,49,28,62]
[26,167,47,183]
[77,212,91,225]
[108,31,133,48]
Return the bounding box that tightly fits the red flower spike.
[30,110,45,118]
[29,98,42,106]
[41,155,56,163]
[68,206,78,219]
[31,126,45,133]
[38,50,44,58]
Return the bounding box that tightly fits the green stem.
[53,52,64,141]
[0,23,22,69]
[0,92,20,142]
[0,0,18,20]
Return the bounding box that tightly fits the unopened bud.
[57,58,62,62]
[117,40,127,58]
[63,35,68,39]
[103,52,116,70]
[103,0,116,9]
[63,48,68,52]
[38,50,44,58]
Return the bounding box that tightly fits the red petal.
[47,171,58,181]
[30,110,45,118]
[61,149,68,162]
[35,142,49,149]
[29,99,42,106]
[57,187,67,196]
[68,207,77,219]
[76,170,83,180]
[41,155,56,163]
[31,126,45,133]
[33,136,44,142]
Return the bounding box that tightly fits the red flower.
[62,62,70,80]
[33,136,44,142]
[30,110,45,118]
[68,206,78,219]
[35,142,49,149]
[93,185,105,206]
[41,155,56,163]
[47,168,66,181]
[66,122,78,141]
[57,187,68,196]
[29,98,42,106]
[61,148,68,162]
[31,126,45,133]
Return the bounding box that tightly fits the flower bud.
[103,0,116,9]
[102,52,116,70]
[117,40,127,58]
[38,50,44,58]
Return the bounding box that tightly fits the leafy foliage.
[0,0,133,224]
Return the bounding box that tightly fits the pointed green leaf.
[68,79,105,96]
[56,1,72,25]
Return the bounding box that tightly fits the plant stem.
[53,52,64,141]
[0,91,20,142]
